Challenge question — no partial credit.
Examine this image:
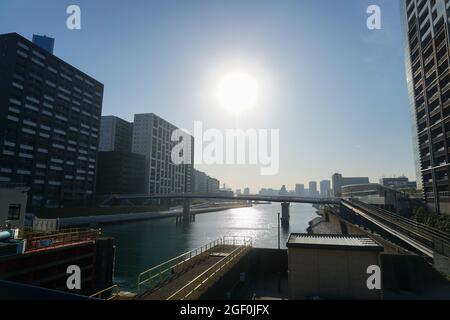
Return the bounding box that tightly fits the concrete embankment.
[307,206,342,234]
[59,204,252,228]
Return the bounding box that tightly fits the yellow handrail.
[136,236,252,292]
[90,284,120,300]
[136,238,222,291]
[167,238,252,300]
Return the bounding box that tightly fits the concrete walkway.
[138,246,237,300]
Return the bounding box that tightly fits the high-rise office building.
[132,113,193,194]
[401,0,450,214]
[295,184,305,196]
[320,180,331,198]
[96,116,146,195]
[243,187,250,195]
[32,35,54,54]
[309,181,318,197]
[98,116,133,153]
[0,33,104,209]
[332,173,369,197]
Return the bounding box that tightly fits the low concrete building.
[0,186,28,229]
[341,183,411,215]
[332,173,370,197]
[193,169,220,194]
[287,233,383,300]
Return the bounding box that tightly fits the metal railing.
[23,228,100,252]
[89,284,120,300]
[136,236,252,293]
[137,238,224,292]
[342,199,450,257]
[167,237,252,300]
[20,227,93,237]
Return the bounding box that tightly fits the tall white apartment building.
[132,113,193,194]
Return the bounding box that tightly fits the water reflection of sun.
[226,207,272,241]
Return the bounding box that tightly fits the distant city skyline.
[0,0,416,191]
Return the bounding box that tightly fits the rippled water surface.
[102,203,317,290]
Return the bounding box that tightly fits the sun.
[216,72,258,115]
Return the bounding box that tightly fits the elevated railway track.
[340,199,450,258]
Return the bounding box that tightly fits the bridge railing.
[136,236,252,294]
[167,237,252,300]
[89,284,120,300]
[102,192,341,204]
[137,238,224,293]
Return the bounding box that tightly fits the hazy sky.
[0,0,415,192]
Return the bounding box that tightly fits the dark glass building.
[96,115,147,195]
[98,116,133,153]
[96,151,146,195]
[401,0,450,214]
[0,33,104,210]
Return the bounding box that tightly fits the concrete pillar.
[183,198,191,222]
[94,237,115,294]
[281,202,290,225]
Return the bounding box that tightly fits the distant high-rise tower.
[401,0,450,214]
[32,34,54,54]
[295,184,305,196]
[309,182,318,197]
[320,180,331,198]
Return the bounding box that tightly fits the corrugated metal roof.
[287,233,383,251]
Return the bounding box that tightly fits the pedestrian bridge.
[100,193,341,206]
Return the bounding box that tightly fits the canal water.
[101,203,318,291]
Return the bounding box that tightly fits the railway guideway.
[341,199,450,259]
[136,236,252,300]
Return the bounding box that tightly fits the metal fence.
[89,284,120,300]
[136,236,252,293]
[23,228,100,252]
[167,237,252,300]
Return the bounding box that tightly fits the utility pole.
[277,212,281,293]
[277,212,280,250]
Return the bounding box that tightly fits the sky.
[0,0,416,192]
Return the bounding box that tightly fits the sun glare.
[217,72,258,115]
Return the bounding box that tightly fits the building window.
[8,204,21,220]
